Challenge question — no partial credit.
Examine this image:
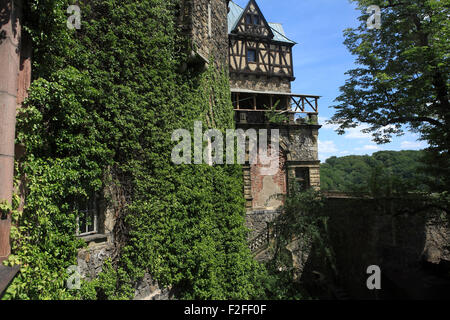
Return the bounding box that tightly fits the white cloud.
[362,145,380,151]
[344,124,372,139]
[354,144,381,152]
[400,140,427,150]
[319,121,394,142]
[318,117,339,130]
[319,140,338,154]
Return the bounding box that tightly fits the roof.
[228,1,296,44]
[268,23,296,44]
[228,1,244,33]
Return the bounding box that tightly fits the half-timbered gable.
[230,0,274,38]
[228,0,296,89]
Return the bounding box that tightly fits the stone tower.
[179,0,230,69]
[181,0,321,246]
[227,0,321,243]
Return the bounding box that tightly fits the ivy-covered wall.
[3,0,265,300]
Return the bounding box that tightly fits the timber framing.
[230,0,274,38]
[228,0,295,80]
[229,38,294,79]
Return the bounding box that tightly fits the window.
[245,14,253,25]
[75,196,99,237]
[295,167,310,191]
[239,111,247,124]
[247,49,257,63]
[245,14,260,25]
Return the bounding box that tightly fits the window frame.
[246,48,258,63]
[253,15,260,26]
[245,14,253,25]
[245,13,260,26]
[75,195,100,237]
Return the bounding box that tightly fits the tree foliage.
[320,150,432,193]
[331,0,449,190]
[259,188,335,300]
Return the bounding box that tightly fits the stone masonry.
[230,75,292,93]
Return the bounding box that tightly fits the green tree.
[330,0,449,190]
[320,151,431,193]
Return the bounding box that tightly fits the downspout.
[0,0,23,263]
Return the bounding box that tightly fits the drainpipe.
[0,0,22,263]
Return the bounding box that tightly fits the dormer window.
[245,14,252,24]
[245,14,260,25]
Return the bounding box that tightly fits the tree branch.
[384,116,444,128]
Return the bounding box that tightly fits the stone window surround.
[75,192,115,245]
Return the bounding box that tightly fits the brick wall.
[250,145,287,210]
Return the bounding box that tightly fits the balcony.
[231,88,320,125]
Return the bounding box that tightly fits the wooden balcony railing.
[231,89,320,115]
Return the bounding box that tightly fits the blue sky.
[232,0,428,162]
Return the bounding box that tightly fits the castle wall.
[282,126,320,163]
[230,74,291,92]
[250,146,287,210]
[241,124,321,246]
[191,0,229,69]
[315,197,450,299]
[75,2,231,298]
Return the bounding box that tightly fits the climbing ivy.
[259,188,336,300]
[3,0,264,300]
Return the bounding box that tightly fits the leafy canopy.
[330,0,449,189]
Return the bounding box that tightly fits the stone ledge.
[77,233,108,244]
[247,209,282,216]
[0,265,20,297]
